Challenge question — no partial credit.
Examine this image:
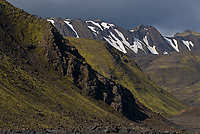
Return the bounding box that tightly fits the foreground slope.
[0,51,129,129]
[66,37,188,117]
[0,0,135,129]
[0,0,186,131]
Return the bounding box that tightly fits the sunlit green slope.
[0,51,130,129]
[0,0,188,131]
[67,37,188,117]
[0,0,131,129]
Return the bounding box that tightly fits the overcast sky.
[6,0,200,36]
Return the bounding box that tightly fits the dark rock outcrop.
[40,23,149,121]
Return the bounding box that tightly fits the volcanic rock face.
[39,23,148,121]
[0,0,150,122]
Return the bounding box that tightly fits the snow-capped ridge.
[48,18,200,55]
[101,22,115,29]
[64,20,80,38]
[86,20,103,31]
[47,19,55,26]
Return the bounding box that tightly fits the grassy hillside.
[66,37,188,117]
[0,50,131,130]
[0,0,190,131]
[134,51,200,105]
[0,0,134,129]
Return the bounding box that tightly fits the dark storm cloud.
[6,0,200,36]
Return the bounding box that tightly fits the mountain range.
[47,17,200,130]
[47,17,200,56]
[0,0,198,132]
[47,17,200,106]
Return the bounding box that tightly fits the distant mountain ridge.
[47,17,200,55]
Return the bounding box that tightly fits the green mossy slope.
[0,0,189,131]
[0,51,129,129]
[0,0,131,129]
[67,37,188,117]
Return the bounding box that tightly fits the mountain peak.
[94,19,102,22]
[133,24,153,31]
[134,24,145,31]
[174,30,200,37]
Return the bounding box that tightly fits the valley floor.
[169,106,200,132]
[133,53,200,132]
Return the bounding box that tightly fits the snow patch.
[47,19,55,26]
[132,37,146,54]
[144,28,148,31]
[165,37,179,52]
[103,31,127,53]
[87,26,98,37]
[173,39,179,52]
[86,20,103,31]
[105,28,146,54]
[163,51,168,54]
[114,29,131,46]
[129,29,134,32]
[87,26,97,33]
[113,29,145,53]
[101,22,115,29]
[143,36,159,54]
[182,40,194,51]
[190,41,194,47]
[64,20,80,38]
